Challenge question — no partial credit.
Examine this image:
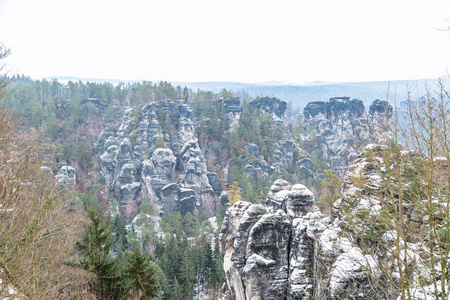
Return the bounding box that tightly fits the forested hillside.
[2,75,323,298]
[4,71,440,299]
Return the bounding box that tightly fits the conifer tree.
[169,278,183,300]
[123,247,161,300]
[76,207,124,299]
[180,248,195,299]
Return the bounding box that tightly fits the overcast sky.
[1,0,450,83]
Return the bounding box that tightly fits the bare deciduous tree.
[334,78,450,299]
[0,46,89,299]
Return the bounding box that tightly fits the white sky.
[1,0,450,83]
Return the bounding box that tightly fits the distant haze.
[178,78,440,108]
[1,0,450,83]
[51,76,438,109]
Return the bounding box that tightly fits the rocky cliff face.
[200,96,311,183]
[219,179,318,299]
[54,165,76,186]
[249,97,287,120]
[219,171,384,299]
[95,100,218,220]
[218,97,242,130]
[218,97,242,117]
[220,141,444,299]
[302,97,392,172]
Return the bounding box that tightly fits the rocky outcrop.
[303,97,364,120]
[242,134,311,181]
[217,97,242,131]
[219,177,382,299]
[249,97,287,120]
[302,97,392,173]
[55,165,76,186]
[220,180,317,299]
[218,97,242,116]
[95,100,218,220]
[221,140,450,299]
[242,143,275,180]
[369,99,393,118]
[212,96,310,181]
[40,166,54,178]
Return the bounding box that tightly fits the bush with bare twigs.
[332,78,450,299]
[0,45,89,299]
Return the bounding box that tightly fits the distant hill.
[54,76,437,109]
[177,79,436,108]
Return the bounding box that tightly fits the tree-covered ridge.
[154,217,224,299]
[193,91,285,163]
[191,90,330,205]
[77,207,165,299]
[1,76,192,172]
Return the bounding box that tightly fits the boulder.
[40,166,53,178]
[245,143,260,157]
[286,184,314,218]
[55,165,76,186]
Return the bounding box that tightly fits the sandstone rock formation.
[369,99,393,118]
[221,139,446,299]
[218,96,309,181]
[95,100,217,220]
[217,97,242,130]
[249,97,287,120]
[302,97,392,173]
[219,180,316,299]
[219,177,382,299]
[218,97,242,117]
[55,165,76,186]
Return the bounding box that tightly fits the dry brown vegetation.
[333,79,450,299]
[0,107,91,299]
[0,46,90,298]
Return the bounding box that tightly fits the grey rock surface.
[249,96,287,120]
[55,165,76,186]
[302,97,392,173]
[218,97,242,115]
[219,176,382,299]
[95,100,218,220]
[220,180,315,300]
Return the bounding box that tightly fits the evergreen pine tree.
[123,246,161,299]
[169,277,183,300]
[76,207,124,299]
[180,248,195,299]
